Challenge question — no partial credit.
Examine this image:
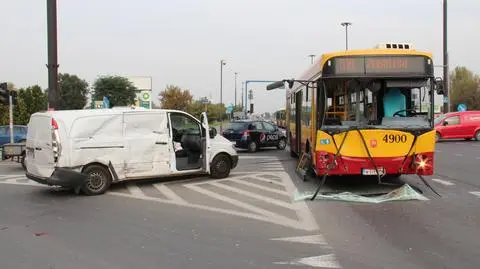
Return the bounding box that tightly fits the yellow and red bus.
[275,109,286,128]
[267,43,444,178]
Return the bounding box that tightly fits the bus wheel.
[475,130,480,141]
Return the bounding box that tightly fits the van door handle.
[156,142,168,145]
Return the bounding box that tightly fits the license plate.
[361,168,385,176]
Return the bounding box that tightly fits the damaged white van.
[25,108,238,195]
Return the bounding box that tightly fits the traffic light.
[0,82,17,105]
[0,82,8,105]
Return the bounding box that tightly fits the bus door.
[295,91,303,154]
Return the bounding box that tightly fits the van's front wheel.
[210,154,231,179]
[81,164,112,196]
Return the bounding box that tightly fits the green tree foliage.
[92,76,137,107]
[58,73,89,110]
[450,67,480,110]
[0,85,47,125]
[158,85,193,111]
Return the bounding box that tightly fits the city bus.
[275,109,286,128]
[267,43,444,179]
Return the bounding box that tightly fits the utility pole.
[47,0,59,110]
[443,0,449,113]
[234,72,238,107]
[9,93,13,143]
[241,81,244,111]
[220,60,226,106]
[341,22,352,50]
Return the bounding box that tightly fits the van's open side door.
[200,112,210,173]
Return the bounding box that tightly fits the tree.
[158,85,193,111]
[0,85,48,125]
[58,73,89,110]
[450,67,480,111]
[92,76,137,107]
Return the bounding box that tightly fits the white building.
[127,76,153,109]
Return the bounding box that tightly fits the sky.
[1,0,479,114]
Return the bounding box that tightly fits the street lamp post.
[220,60,226,106]
[46,0,59,110]
[234,72,238,107]
[341,22,352,50]
[443,0,449,113]
[308,54,316,64]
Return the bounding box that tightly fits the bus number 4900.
[382,134,407,143]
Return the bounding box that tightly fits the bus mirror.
[266,81,285,91]
[435,77,444,95]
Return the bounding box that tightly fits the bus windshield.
[321,78,434,131]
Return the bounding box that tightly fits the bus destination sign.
[332,56,428,76]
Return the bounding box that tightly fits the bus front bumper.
[314,151,434,176]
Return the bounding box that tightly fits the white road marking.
[226,178,290,196]
[210,182,297,209]
[108,190,316,231]
[0,172,320,231]
[152,183,187,204]
[435,149,442,153]
[270,235,327,245]
[431,178,455,186]
[184,184,300,227]
[454,153,463,157]
[274,254,341,268]
[470,192,480,197]
[125,184,146,197]
[238,156,279,160]
[267,173,319,232]
[248,176,285,186]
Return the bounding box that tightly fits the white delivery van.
[25,108,238,195]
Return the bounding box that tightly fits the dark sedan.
[222,120,286,152]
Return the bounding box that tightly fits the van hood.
[211,134,235,146]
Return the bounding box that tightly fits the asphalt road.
[0,149,334,269]
[0,141,479,268]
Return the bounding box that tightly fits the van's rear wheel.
[81,164,112,196]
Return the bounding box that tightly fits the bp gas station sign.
[138,91,151,109]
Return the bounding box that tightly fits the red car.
[434,111,480,142]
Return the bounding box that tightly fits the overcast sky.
[1,0,478,114]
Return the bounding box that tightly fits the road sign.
[102,96,110,108]
[457,103,467,112]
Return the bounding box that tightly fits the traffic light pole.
[9,93,13,144]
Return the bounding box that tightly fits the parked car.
[434,111,480,141]
[25,108,238,195]
[222,120,287,152]
[0,125,27,146]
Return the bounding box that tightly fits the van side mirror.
[442,121,448,126]
[209,127,217,138]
